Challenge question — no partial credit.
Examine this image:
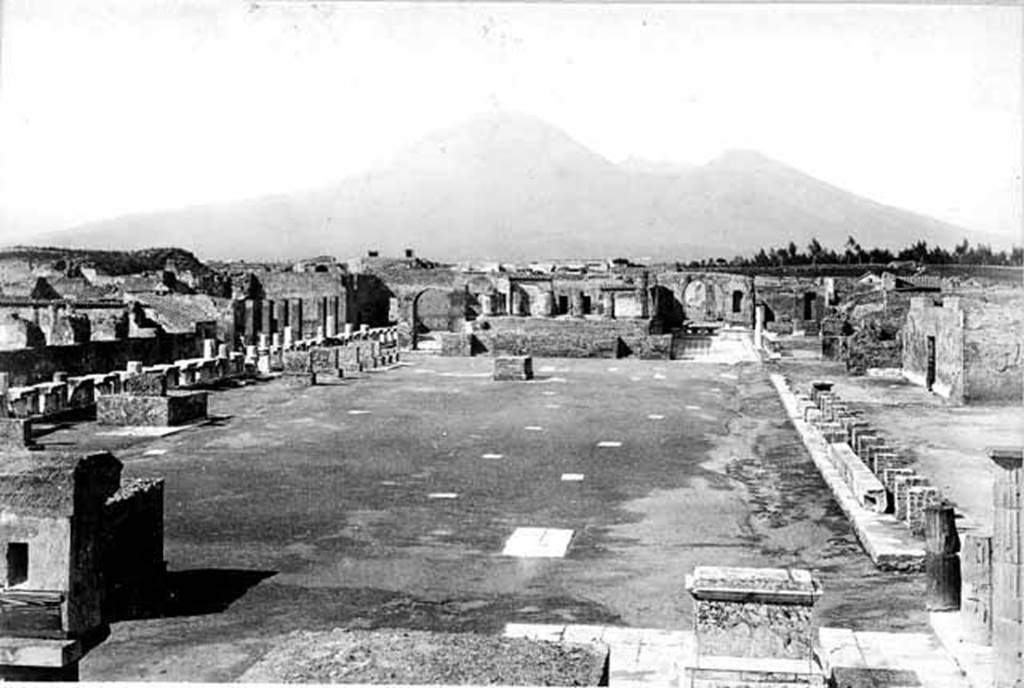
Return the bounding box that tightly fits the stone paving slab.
[771,374,925,571]
[928,611,993,688]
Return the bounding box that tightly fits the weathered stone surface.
[494,355,534,381]
[309,347,342,376]
[439,332,473,357]
[687,566,822,662]
[281,372,316,387]
[97,392,207,426]
[0,418,34,450]
[122,373,167,398]
[283,350,311,374]
[67,378,95,408]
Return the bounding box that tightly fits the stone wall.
[962,293,1023,404]
[653,271,754,327]
[0,333,201,386]
[902,291,1023,405]
[902,297,965,403]
[469,317,670,359]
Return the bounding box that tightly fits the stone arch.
[412,288,463,349]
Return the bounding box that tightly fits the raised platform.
[770,374,925,571]
[96,391,208,427]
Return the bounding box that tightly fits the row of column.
[239,296,350,344]
[482,289,635,319]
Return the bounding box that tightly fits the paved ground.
[777,358,1023,533]
[36,354,929,681]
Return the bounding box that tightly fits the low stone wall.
[493,356,533,381]
[451,318,671,359]
[0,333,199,387]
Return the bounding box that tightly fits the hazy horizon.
[0,1,1021,247]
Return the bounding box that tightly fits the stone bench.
[828,442,887,513]
[97,391,207,426]
[893,474,931,522]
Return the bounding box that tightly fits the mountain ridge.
[35,113,981,262]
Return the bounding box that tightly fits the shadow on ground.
[164,568,278,617]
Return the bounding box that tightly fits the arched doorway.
[412,288,459,350]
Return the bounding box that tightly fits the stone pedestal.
[493,356,533,381]
[685,566,824,687]
[0,418,35,451]
[126,360,144,375]
[283,326,294,348]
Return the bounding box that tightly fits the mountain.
[35,112,981,261]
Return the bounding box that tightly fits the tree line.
[686,237,1023,269]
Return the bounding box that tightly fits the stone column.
[217,344,229,359]
[243,299,259,344]
[990,447,1023,688]
[571,291,585,318]
[274,299,288,333]
[201,338,217,360]
[685,566,822,682]
[536,291,553,317]
[511,288,523,317]
[327,297,339,337]
[283,326,294,348]
[640,272,650,318]
[261,299,273,335]
[344,323,354,336]
[360,324,369,333]
[755,304,766,350]
[602,292,615,319]
[287,299,302,340]
[481,292,495,317]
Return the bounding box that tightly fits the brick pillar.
[990,446,1023,688]
[326,297,339,337]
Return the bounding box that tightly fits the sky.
[0,0,1020,247]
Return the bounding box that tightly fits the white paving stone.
[561,473,585,481]
[653,373,666,380]
[427,492,458,499]
[647,414,665,420]
[685,405,701,411]
[542,391,557,396]
[597,441,622,448]
[481,453,504,460]
[544,403,562,409]
[347,409,371,415]
[502,527,574,557]
[142,449,167,456]
[524,425,544,431]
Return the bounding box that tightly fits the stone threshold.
[0,636,82,668]
[769,373,925,572]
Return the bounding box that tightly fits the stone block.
[67,378,95,408]
[283,350,312,374]
[176,361,199,387]
[97,391,207,426]
[960,532,993,645]
[281,372,316,387]
[122,373,167,398]
[893,475,930,522]
[828,443,887,513]
[198,360,218,383]
[7,388,36,419]
[905,485,940,535]
[439,333,473,357]
[493,355,534,381]
[310,347,342,376]
[0,418,34,451]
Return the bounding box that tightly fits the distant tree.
[807,238,825,265]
